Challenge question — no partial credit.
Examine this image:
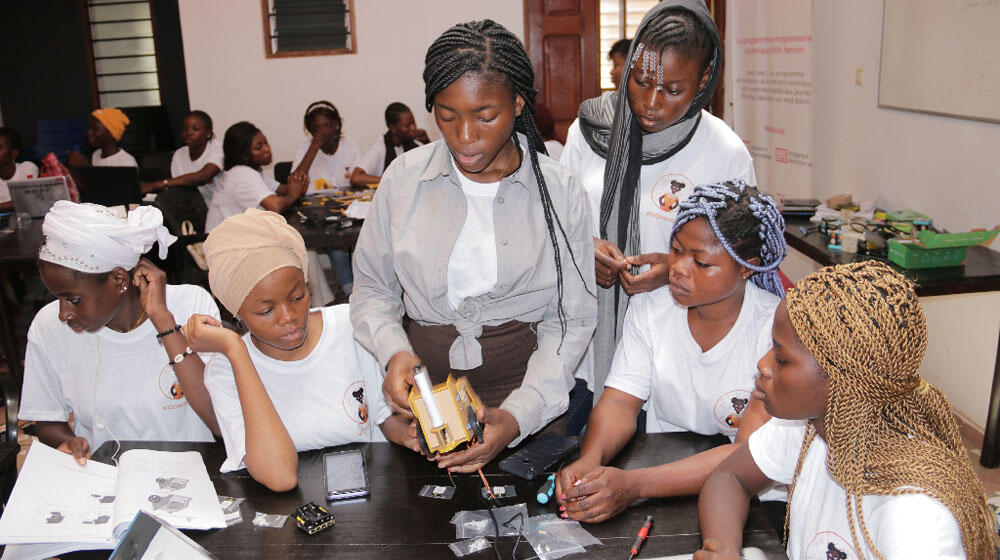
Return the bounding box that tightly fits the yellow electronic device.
[407,369,483,455]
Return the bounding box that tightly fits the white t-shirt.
[205,305,392,473]
[356,137,423,178]
[19,284,219,451]
[170,139,224,202]
[291,137,360,191]
[0,161,40,203]
[447,161,500,311]
[560,110,756,257]
[606,282,779,438]
[92,148,138,168]
[749,419,966,559]
[205,165,278,231]
[544,139,564,162]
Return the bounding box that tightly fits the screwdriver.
[627,515,653,560]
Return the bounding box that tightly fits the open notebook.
[0,443,225,560]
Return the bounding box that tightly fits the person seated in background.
[0,126,39,212]
[291,100,360,193]
[19,201,219,464]
[67,108,137,168]
[205,121,306,232]
[532,102,564,161]
[696,261,999,560]
[184,208,411,491]
[140,110,223,201]
[350,102,430,186]
[557,181,786,523]
[608,37,631,89]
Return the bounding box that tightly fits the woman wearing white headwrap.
[183,208,409,492]
[19,201,220,464]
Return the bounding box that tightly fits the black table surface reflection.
[63,433,787,559]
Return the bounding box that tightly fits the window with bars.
[261,0,356,58]
[599,0,659,90]
[86,0,161,108]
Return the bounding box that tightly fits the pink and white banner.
[728,0,813,198]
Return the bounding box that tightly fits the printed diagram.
[148,493,192,514]
[45,511,64,524]
[83,514,110,525]
[91,493,115,504]
[155,477,189,491]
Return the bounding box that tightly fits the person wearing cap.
[67,108,138,168]
[20,201,220,465]
[183,208,411,492]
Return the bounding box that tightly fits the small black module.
[294,502,335,535]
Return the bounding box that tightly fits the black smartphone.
[324,449,369,501]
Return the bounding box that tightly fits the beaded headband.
[670,180,787,297]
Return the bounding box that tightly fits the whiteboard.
[878,0,1000,124]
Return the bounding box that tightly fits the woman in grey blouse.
[349,20,597,473]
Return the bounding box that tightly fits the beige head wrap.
[203,208,308,316]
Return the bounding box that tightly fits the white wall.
[812,0,1000,244]
[809,0,1000,429]
[177,0,524,167]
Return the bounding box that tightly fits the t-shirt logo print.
[157,368,186,401]
[726,397,749,427]
[805,531,857,560]
[713,389,751,435]
[343,381,369,425]
[650,174,691,215]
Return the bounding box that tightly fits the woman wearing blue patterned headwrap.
[556,180,787,524]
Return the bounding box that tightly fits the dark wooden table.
[285,194,363,253]
[784,217,1000,467]
[72,434,787,559]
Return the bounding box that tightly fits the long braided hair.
[783,261,998,559]
[423,19,590,344]
[670,180,786,297]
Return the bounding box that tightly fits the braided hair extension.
[782,261,999,559]
[670,180,786,297]
[383,102,419,170]
[423,19,592,345]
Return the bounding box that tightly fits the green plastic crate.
[888,239,968,269]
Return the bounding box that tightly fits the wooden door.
[524,0,600,143]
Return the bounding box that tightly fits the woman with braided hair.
[556,180,785,523]
[697,261,998,560]
[561,0,757,413]
[350,19,596,472]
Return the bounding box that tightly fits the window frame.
[260,0,357,59]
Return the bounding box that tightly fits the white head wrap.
[38,201,176,273]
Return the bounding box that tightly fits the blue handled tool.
[536,474,556,504]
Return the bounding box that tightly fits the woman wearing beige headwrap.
[67,108,138,168]
[20,201,220,465]
[184,208,410,491]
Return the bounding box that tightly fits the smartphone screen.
[324,450,369,501]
